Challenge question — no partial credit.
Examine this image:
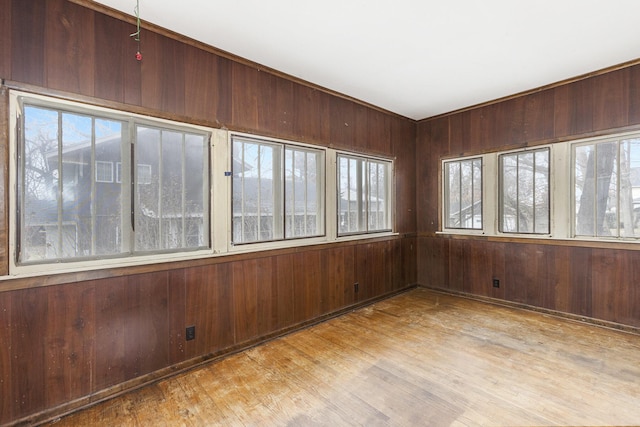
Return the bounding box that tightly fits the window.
[337,154,392,235]
[573,136,640,238]
[499,148,550,234]
[443,158,482,229]
[95,161,113,183]
[16,97,210,264]
[232,135,325,244]
[10,91,396,276]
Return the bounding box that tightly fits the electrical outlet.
[186,325,195,341]
[492,279,500,288]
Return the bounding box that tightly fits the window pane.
[20,106,126,263]
[22,106,60,262]
[338,155,391,235]
[285,147,323,238]
[500,148,549,234]
[338,156,366,234]
[574,142,618,237]
[136,126,208,251]
[232,138,282,243]
[444,158,482,230]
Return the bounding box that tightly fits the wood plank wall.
[417,65,640,330]
[0,0,417,424]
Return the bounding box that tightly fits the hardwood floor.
[52,288,640,426]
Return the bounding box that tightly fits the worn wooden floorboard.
[53,288,640,426]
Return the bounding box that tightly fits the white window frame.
[442,157,483,231]
[440,144,562,239]
[95,161,114,183]
[336,153,394,237]
[8,90,216,277]
[498,147,551,235]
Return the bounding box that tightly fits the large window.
[337,154,392,235]
[499,148,550,234]
[17,99,210,264]
[574,136,640,238]
[231,136,325,244]
[10,91,396,276]
[443,158,482,229]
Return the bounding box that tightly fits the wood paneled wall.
[417,64,640,330]
[0,0,416,424]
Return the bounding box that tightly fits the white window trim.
[8,90,217,278]
[4,91,397,280]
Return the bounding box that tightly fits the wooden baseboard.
[420,285,640,336]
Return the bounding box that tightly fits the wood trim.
[420,285,640,336]
[421,232,640,252]
[0,234,408,293]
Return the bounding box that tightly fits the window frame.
[336,152,394,237]
[229,133,327,246]
[442,156,483,231]
[498,147,551,235]
[9,90,215,276]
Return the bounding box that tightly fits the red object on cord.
[136,51,142,61]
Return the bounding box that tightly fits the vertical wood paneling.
[275,253,296,329]
[167,269,186,365]
[11,288,48,417]
[45,283,95,407]
[0,0,11,79]
[292,251,323,323]
[494,97,526,147]
[592,68,629,131]
[185,263,235,358]
[449,110,470,156]
[326,246,356,312]
[184,44,225,125]
[10,0,46,86]
[231,62,259,130]
[140,32,185,115]
[591,249,638,327]
[125,272,170,378]
[256,256,277,336]
[44,0,95,96]
[417,236,447,289]
[329,96,354,150]
[523,89,555,142]
[0,290,12,425]
[94,277,128,390]
[447,239,464,292]
[401,236,417,287]
[393,116,417,234]
[352,103,369,152]
[293,85,331,144]
[553,78,594,137]
[417,118,448,233]
[470,240,504,299]
[93,12,128,103]
[233,259,259,344]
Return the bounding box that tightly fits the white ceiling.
[93,0,640,120]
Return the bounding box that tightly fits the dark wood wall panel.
[10,0,46,86]
[0,0,11,78]
[417,62,640,332]
[0,290,12,422]
[45,0,95,96]
[0,1,416,424]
